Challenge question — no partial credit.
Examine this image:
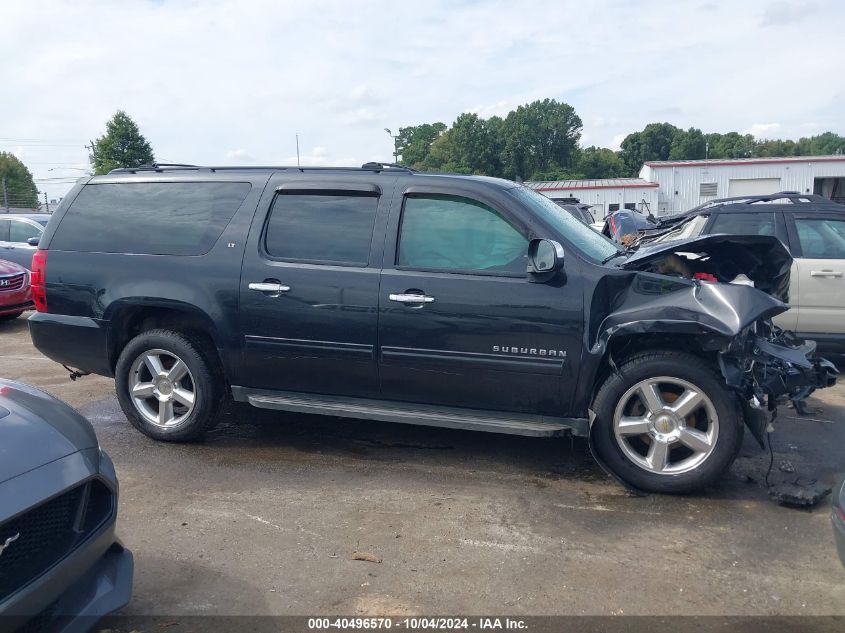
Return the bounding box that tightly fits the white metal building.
[639,155,845,216]
[526,178,659,221]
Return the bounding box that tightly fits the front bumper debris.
[719,323,838,445]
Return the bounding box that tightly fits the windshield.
[509,186,620,263]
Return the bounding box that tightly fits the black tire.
[591,349,744,494]
[115,329,225,441]
[0,312,23,322]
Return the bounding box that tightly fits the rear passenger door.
[786,213,845,336]
[237,177,393,398]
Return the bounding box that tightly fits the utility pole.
[2,177,7,211]
[44,191,49,213]
[384,128,399,164]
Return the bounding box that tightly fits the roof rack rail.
[107,162,417,175]
[360,162,415,172]
[108,163,201,174]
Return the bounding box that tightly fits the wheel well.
[589,332,724,409]
[108,305,224,374]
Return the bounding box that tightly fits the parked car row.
[0,213,50,269]
[0,259,33,321]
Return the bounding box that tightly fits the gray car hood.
[0,379,98,485]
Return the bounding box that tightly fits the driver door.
[377,187,584,415]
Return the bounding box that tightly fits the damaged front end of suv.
[591,234,837,448]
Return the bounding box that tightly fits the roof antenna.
[296,133,301,168]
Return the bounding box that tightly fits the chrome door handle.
[249,282,291,293]
[810,270,843,277]
[389,293,435,303]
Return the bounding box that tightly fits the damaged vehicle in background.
[28,164,837,494]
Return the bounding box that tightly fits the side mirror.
[27,237,40,247]
[527,238,564,275]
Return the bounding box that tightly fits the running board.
[231,387,588,438]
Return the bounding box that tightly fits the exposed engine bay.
[620,233,792,302]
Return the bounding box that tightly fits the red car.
[0,258,33,320]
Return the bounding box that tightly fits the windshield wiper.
[600,250,627,265]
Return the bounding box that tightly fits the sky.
[2,0,844,202]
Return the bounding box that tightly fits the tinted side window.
[52,182,250,255]
[10,220,42,243]
[709,212,775,236]
[795,218,845,259]
[264,193,378,265]
[398,194,527,273]
[0,219,9,242]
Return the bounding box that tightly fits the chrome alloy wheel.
[612,376,719,475]
[128,349,196,428]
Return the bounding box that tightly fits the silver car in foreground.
[0,379,132,632]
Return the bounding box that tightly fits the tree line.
[4,105,844,210]
[397,102,845,181]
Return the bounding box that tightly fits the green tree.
[396,122,447,168]
[90,110,155,175]
[704,132,755,158]
[619,123,680,175]
[575,146,626,179]
[669,127,706,160]
[754,138,798,157]
[499,99,582,180]
[0,152,39,208]
[422,113,501,175]
[796,132,845,155]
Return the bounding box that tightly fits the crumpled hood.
[0,379,98,485]
[621,234,792,302]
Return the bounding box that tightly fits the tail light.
[30,249,48,312]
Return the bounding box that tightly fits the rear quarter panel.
[37,174,270,378]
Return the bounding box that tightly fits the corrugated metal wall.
[640,159,845,216]
[544,187,659,219]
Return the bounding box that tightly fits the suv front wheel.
[591,350,744,494]
[115,329,224,441]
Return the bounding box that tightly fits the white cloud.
[761,1,819,26]
[0,0,842,201]
[341,107,380,125]
[610,134,627,151]
[349,84,380,106]
[226,148,255,162]
[468,100,511,119]
[744,123,782,137]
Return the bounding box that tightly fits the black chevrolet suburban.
[28,163,836,493]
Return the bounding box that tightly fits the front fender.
[590,273,787,353]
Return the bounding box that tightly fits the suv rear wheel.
[115,329,224,441]
[591,350,743,494]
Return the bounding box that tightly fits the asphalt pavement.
[1,313,843,619]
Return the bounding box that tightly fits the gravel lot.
[1,313,844,617]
